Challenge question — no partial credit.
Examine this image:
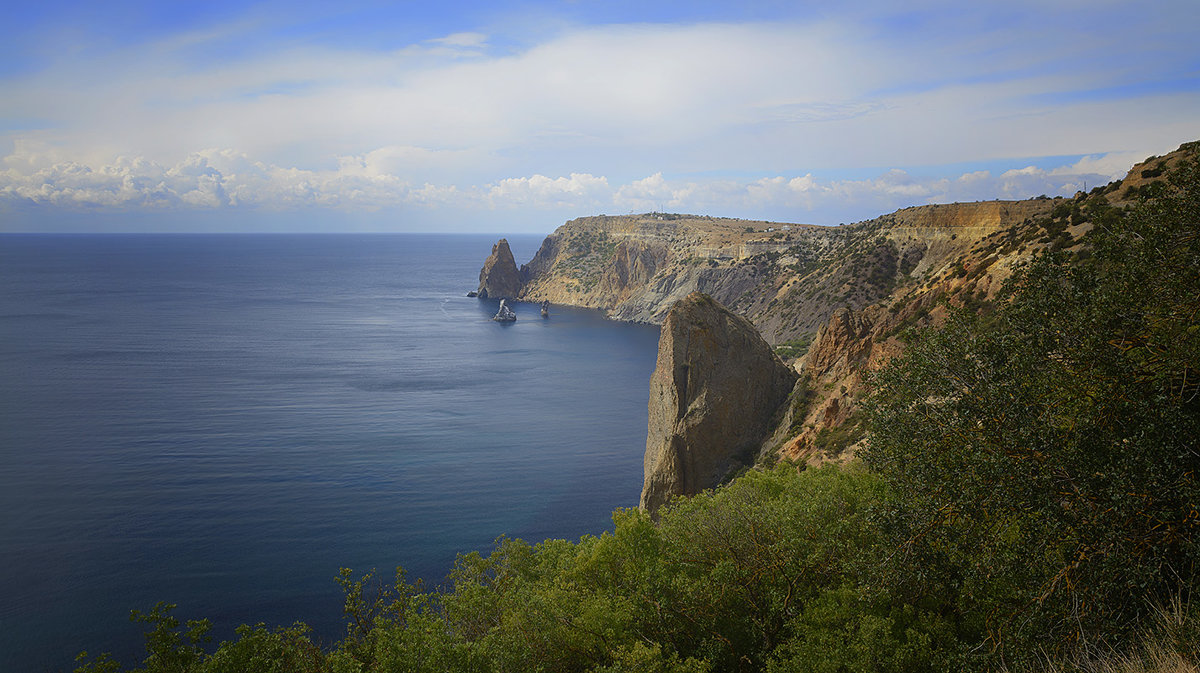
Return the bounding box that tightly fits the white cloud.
[1051,152,1148,180]
[4,3,1198,221]
[788,175,820,192]
[1,147,407,210]
[486,173,610,208]
[957,170,991,184]
[427,32,489,49]
[613,173,675,209]
[0,142,1175,231]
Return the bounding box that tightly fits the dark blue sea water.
[0,234,660,672]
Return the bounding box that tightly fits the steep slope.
[771,141,1200,464]
[482,140,1199,470]
[517,214,826,325]
[513,202,1054,344]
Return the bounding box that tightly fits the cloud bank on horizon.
[2,0,1198,232]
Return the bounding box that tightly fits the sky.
[1,0,1198,233]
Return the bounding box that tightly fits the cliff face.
[512,202,1058,341]
[508,197,1108,465]
[481,142,1198,475]
[477,239,523,299]
[640,292,797,512]
[766,145,1200,464]
[516,214,822,325]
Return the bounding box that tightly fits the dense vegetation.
[77,157,1199,672]
[865,153,1200,669]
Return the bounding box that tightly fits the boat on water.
[493,299,517,322]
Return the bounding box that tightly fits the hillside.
[502,141,1200,465]
[513,202,1061,337]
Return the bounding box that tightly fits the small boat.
[540,300,550,318]
[493,299,517,322]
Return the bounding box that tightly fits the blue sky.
[2,0,1198,233]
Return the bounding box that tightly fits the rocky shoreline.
[472,143,1197,509]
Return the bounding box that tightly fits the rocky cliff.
[476,238,523,299]
[516,214,831,327]
[514,202,1060,340]
[640,292,797,512]
[479,141,1199,476]
[763,143,1200,465]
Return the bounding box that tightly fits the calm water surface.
[0,234,660,671]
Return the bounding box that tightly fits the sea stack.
[640,292,798,513]
[492,298,517,322]
[477,239,523,299]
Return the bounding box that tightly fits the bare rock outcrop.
[597,241,668,303]
[474,143,1199,479]
[477,239,523,299]
[805,307,876,375]
[640,292,798,512]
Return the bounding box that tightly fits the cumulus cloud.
[605,154,1137,225]
[613,173,676,210]
[486,173,610,208]
[0,146,612,213]
[2,147,408,211]
[4,0,1198,231]
[0,139,1168,231]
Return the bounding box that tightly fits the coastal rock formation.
[505,195,1106,467]
[516,215,807,326]
[766,146,1199,463]
[508,202,1058,341]
[477,239,523,299]
[640,292,798,512]
[476,142,1198,482]
[498,147,1191,342]
[492,298,516,322]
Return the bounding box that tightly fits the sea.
[0,233,661,672]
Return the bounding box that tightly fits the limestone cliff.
[516,214,822,326]
[640,292,797,512]
[477,141,1198,478]
[476,238,523,299]
[510,203,1059,342]
[503,146,1195,342]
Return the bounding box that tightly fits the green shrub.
[864,153,1200,665]
[774,334,814,360]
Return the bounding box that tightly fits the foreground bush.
[866,153,1200,666]
[81,465,959,673]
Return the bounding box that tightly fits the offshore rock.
[492,298,517,322]
[477,239,523,299]
[640,292,798,512]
